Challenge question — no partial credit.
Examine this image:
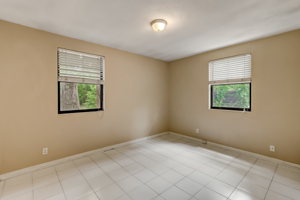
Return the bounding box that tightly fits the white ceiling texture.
[0,0,300,61]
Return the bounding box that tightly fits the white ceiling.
[0,0,300,61]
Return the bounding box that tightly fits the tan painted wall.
[169,30,300,164]
[0,20,169,174]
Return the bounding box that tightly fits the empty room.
[0,0,300,200]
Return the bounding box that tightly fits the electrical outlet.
[42,147,48,155]
[195,128,200,134]
[269,145,275,152]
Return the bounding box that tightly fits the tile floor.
[0,134,299,200]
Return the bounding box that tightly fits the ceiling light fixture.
[150,19,167,32]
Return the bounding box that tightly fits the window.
[209,54,251,111]
[58,48,104,114]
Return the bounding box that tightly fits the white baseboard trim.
[169,131,300,169]
[0,132,168,181]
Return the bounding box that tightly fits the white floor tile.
[196,164,221,177]
[98,160,121,174]
[274,165,300,190]
[116,176,142,192]
[265,191,291,200]
[1,191,33,200]
[269,181,300,200]
[238,179,268,199]
[187,171,214,186]
[146,177,172,194]
[81,168,105,180]
[134,169,157,183]
[171,164,194,176]
[115,194,131,200]
[55,162,77,172]
[56,167,81,181]
[175,177,203,195]
[233,154,257,167]
[33,174,60,190]
[229,189,261,200]
[106,168,131,182]
[160,170,184,184]
[122,162,144,175]
[2,177,32,200]
[216,171,244,187]
[206,179,235,197]
[128,185,157,200]
[86,174,114,191]
[33,168,56,179]
[0,181,4,196]
[60,175,86,190]
[152,196,165,200]
[73,157,99,173]
[148,164,170,175]
[194,188,226,200]
[62,181,93,200]
[33,183,63,200]
[95,183,124,200]
[76,193,99,200]
[45,193,66,200]
[160,186,190,200]
[241,171,272,188]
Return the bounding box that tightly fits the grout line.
[105,136,198,199]
[229,158,259,198]
[202,158,258,200]
[31,172,34,200]
[72,159,103,200]
[88,151,159,200]
[142,136,232,199]
[263,163,279,200]
[0,179,5,200]
[54,166,70,200]
[116,139,189,198]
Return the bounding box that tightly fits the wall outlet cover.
[42,147,48,155]
[269,145,275,152]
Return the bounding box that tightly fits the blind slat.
[58,48,104,84]
[209,54,251,83]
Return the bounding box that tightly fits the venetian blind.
[209,54,251,84]
[58,48,104,84]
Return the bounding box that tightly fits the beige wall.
[0,20,169,174]
[169,30,300,164]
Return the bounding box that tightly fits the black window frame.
[210,82,251,112]
[58,83,104,114]
[57,48,105,114]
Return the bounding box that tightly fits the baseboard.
[169,131,300,169]
[0,132,168,181]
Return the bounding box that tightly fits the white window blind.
[209,54,251,84]
[58,48,104,85]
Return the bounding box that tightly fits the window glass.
[211,83,250,111]
[59,82,101,111]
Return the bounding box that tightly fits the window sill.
[209,107,251,112]
[58,108,104,114]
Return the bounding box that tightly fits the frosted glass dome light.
[151,19,167,32]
